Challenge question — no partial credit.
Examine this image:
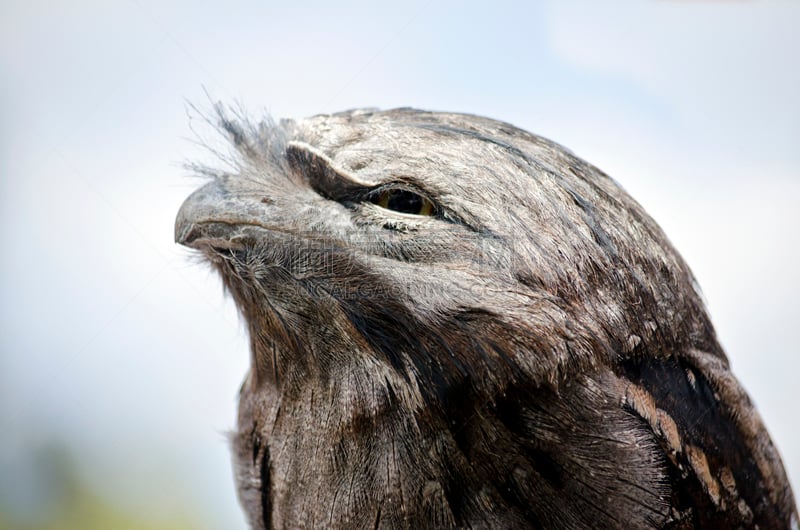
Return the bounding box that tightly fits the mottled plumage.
[175,107,797,529]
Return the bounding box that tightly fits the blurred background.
[1,0,798,528]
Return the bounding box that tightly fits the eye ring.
[369,188,436,216]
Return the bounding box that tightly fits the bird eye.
[369,189,436,216]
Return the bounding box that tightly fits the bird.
[175,106,798,529]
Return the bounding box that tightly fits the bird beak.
[175,179,263,249]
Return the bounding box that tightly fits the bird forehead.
[295,111,527,177]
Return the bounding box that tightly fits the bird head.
[176,107,718,402]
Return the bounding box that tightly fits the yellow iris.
[372,189,435,216]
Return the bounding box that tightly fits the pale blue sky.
[2,1,798,527]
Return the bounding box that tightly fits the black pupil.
[387,190,423,214]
